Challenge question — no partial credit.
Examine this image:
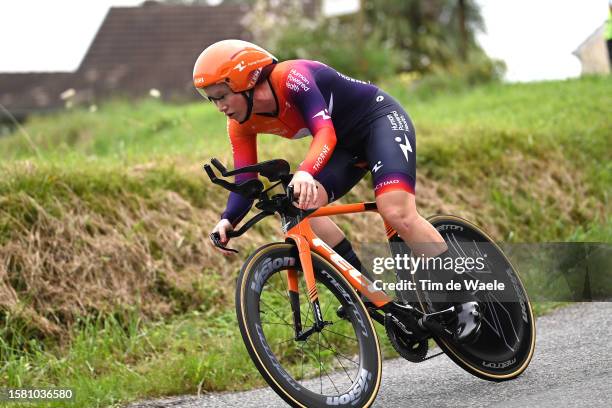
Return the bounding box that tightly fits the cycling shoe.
[453,301,482,344]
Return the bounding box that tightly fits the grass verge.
[0,75,610,406]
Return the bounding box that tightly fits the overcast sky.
[0,0,608,82]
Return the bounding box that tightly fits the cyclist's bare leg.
[377,191,482,338]
[376,190,447,257]
[308,180,345,246]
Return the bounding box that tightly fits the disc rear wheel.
[419,216,536,381]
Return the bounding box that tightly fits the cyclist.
[193,40,479,342]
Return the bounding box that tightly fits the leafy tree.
[162,0,504,83]
[243,0,403,82]
[363,0,488,73]
[157,0,255,4]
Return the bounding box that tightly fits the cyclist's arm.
[298,127,336,176]
[285,67,337,176]
[220,123,258,227]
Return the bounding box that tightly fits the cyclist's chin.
[228,111,245,122]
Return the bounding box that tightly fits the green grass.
[1,310,261,408]
[0,299,570,408]
[0,75,610,407]
[395,76,612,195]
[1,98,312,167]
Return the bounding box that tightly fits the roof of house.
[573,22,606,56]
[0,73,74,118]
[74,2,252,102]
[0,2,252,117]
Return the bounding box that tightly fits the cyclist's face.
[203,84,246,122]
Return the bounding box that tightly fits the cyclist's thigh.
[315,148,368,203]
[364,98,417,197]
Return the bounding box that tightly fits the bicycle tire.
[236,243,382,407]
[417,215,536,382]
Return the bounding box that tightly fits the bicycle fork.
[285,234,330,341]
[285,230,397,341]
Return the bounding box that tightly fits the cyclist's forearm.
[221,191,254,227]
[298,127,337,176]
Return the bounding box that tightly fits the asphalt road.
[126,302,612,408]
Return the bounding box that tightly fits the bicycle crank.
[384,314,428,362]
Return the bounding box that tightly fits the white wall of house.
[573,24,610,75]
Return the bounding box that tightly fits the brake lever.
[286,184,317,213]
[209,232,239,254]
[287,185,294,200]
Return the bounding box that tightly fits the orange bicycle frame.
[284,202,395,310]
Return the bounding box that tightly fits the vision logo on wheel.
[251,256,296,293]
[325,368,373,406]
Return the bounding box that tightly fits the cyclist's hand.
[289,170,318,210]
[210,219,235,256]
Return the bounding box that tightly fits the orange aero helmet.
[193,39,277,96]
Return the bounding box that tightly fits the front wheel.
[419,215,536,382]
[236,243,382,407]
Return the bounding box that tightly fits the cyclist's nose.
[215,101,227,113]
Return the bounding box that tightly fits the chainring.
[384,314,428,363]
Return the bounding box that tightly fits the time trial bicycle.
[204,158,536,408]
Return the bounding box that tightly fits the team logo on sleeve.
[286,69,311,92]
[313,144,331,171]
[313,109,331,120]
[312,93,334,121]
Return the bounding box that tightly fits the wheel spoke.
[270,337,297,347]
[322,328,358,342]
[321,332,354,383]
[300,341,306,380]
[248,261,381,399]
[318,332,323,394]
[260,298,293,328]
[260,320,293,327]
[321,295,335,320]
[314,340,360,366]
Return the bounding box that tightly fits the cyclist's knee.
[314,180,329,207]
[386,208,421,231]
[376,191,420,229]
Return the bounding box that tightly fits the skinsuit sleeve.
[284,65,338,176]
[220,120,257,226]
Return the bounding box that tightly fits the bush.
[279,20,403,82]
[243,0,403,82]
[385,51,507,100]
